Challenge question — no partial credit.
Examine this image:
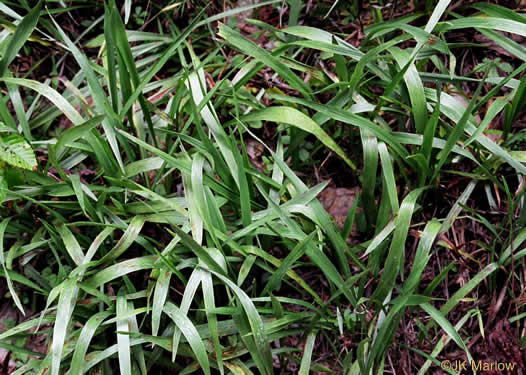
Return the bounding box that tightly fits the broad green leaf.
[0,134,37,170]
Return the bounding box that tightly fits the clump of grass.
[0,0,525,374]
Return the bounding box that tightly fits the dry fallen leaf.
[319,186,360,237]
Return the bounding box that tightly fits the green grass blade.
[378,142,399,215]
[441,17,526,37]
[164,302,211,375]
[360,128,378,228]
[50,17,124,173]
[389,47,427,133]
[421,302,472,363]
[83,256,158,289]
[298,330,317,375]
[201,270,223,375]
[0,218,25,314]
[243,106,355,169]
[99,216,146,263]
[55,222,84,265]
[209,270,274,375]
[152,267,171,337]
[373,188,426,302]
[218,24,312,97]
[417,310,474,375]
[51,278,78,375]
[262,231,316,296]
[171,269,202,361]
[402,220,441,294]
[116,294,132,375]
[69,311,111,375]
[0,0,42,76]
